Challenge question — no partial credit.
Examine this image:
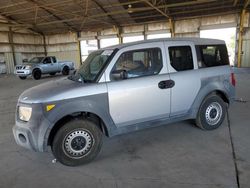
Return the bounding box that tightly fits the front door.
[106,43,171,127]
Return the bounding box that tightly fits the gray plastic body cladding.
[13,103,51,151]
[188,68,235,118]
[42,93,116,150]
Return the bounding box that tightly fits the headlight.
[25,65,31,70]
[19,106,32,122]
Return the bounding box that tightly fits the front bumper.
[12,103,52,152]
[14,69,32,76]
[13,124,36,151]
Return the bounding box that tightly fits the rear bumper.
[14,69,32,76]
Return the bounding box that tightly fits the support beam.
[76,32,82,66]
[96,33,101,49]
[169,18,175,37]
[143,25,147,40]
[237,9,246,67]
[8,27,16,66]
[42,34,47,56]
[117,27,123,44]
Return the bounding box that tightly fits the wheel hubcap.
[205,102,222,126]
[64,129,93,158]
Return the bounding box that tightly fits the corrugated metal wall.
[4,53,14,74]
[45,33,81,69]
[0,27,46,74]
[47,51,79,66]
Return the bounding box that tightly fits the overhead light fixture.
[128,4,133,13]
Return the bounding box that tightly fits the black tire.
[62,66,70,75]
[196,94,226,130]
[19,76,27,80]
[49,72,56,76]
[52,119,103,166]
[32,69,42,80]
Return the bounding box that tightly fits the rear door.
[105,42,171,127]
[164,41,201,116]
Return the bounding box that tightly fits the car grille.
[16,66,25,70]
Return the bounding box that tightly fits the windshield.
[28,57,44,64]
[71,49,114,82]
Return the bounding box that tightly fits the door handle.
[158,80,175,89]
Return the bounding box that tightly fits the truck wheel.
[19,76,27,80]
[62,66,69,75]
[49,72,56,76]
[32,69,41,80]
[196,94,226,130]
[52,119,103,166]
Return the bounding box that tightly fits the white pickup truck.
[14,56,75,80]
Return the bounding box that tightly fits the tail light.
[231,72,236,87]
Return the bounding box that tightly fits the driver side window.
[112,48,163,80]
[43,57,52,64]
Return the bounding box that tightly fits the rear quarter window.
[197,45,229,68]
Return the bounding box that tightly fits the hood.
[15,63,37,68]
[19,77,83,103]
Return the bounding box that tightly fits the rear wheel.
[19,76,27,80]
[62,66,69,75]
[32,69,42,80]
[52,119,103,166]
[196,94,226,130]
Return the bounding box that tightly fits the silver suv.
[13,38,236,166]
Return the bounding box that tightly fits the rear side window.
[168,46,194,71]
[197,45,229,67]
[52,57,56,63]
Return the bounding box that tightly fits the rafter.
[0,11,41,34]
[34,0,216,27]
[142,0,170,19]
[244,0,250,8]
[233,0,238,6]
[92,0,120,27]
[26,0,77,31]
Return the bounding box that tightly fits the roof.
[0,0,249,34]
[104,37,226,50]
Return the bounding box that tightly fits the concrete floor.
[0,71,249,188]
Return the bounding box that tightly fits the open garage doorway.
[200,27,236,66]
[80,40,98,63]
[100,37,119,48]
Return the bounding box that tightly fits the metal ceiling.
[0,0,249,34]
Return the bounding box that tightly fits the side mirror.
[111,70,128,80]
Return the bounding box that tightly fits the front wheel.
[62,66,69,75]
[32,69,42,80]
[196,94,226,130]
[19,76,27,80]
[52,119,103,166]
